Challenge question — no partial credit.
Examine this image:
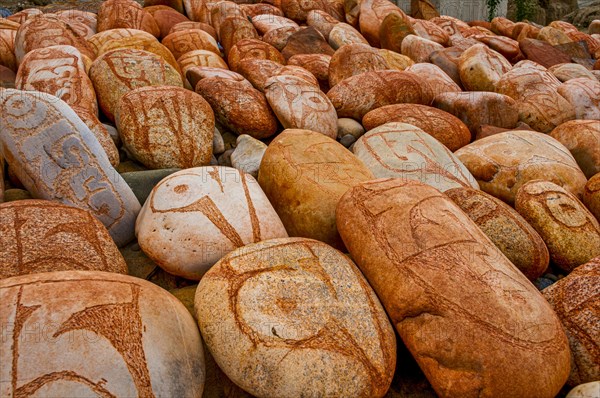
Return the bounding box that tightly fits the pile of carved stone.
[0,0,598,397]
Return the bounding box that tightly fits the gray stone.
[0,89,141,247]
[230,135,268,178]
[213,127,225,155]
[337,117,365,140]
[3,188,32,202]
[340,134,357,148]
[218,149,234,167]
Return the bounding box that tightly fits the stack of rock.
[0,0,599,397]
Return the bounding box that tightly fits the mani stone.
[584,173,600,222]
[326,69,435,121]
[455,130,587,205]
[89,48,183,122]
[445,187,549,280]
[264,74,337,139]
[115,86,214,170]
[0,199,127,279]
[258,129,374,250]
[549,120,600,179]
[557,78,600,121]
[336,178,571,398]
[0,89,141,247]
[542,258,600,386]
[328,43,388,88]
[0,270,205,397]
[515,180,600,273]
[15,45,98,116]
[136,166,288,280]
[195,237,396,398]
[352,122,478,192]
[362,104,470,151]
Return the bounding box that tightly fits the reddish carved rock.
[281,26,335,60]
[328,22,369,49]
[262,25,302,51]
[162,29,219,60]
[195,237,396,398]
[241,3,284,18]
[88,28,156,55]
[515,180,600,272]
[455,130,588,204]
[177,49,228,76]
[219,17,259,58]
[16,45,97,116]
[288,53,331,91]
[169,21,217,39]
[327,69,434,120]
[14,13,95,65]
[251,14,298,35]
[0,89,141,246]
[557,78,600,121]
[412,19,449,46]
[378,11,414,54]
[520,38,571,68]
[187,67,248,88]
[328,43,388,88]
[56,10,97,39]
[405,63,461,98]
[429,47,463,86]
[496,67,576,133]
[258,129,373,249]
[549,120,600,179]
[359,0,402,47]
[362,104,470,151]
[0,200,128,278]
[445,187,549,280]
[0,270,205,395]
[433,91,519,136]
[336,178,570,398]
[473,35,523,63]
[136,166,287,279]
[89,48,183,122]
[401,34,444,63]
[549,63,596,82]
[542,258,600,386]
[265,75,337,139]
[97,0,160,37]
[195,77,278,139]
[149,7,189,39]
[352,122,478,192]
[227,38,284,73]
[280,0,333,23]
[115,86,214,169]
[306,9,339,39]
[584,173,600,222]
[377,49,414,71]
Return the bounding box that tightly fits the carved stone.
[162,29,220,61]
[0,89,141,247]
[227,38,284,73]
[0,270,205,397]
[195,237,396,398]
[115,86,214,170]
[336,178,570,398]
[352,122,478,192]
[362,104,470,151]
[258,129,373,249]
[265,75,337,139]
[584,173,600,222]
[455,130,587,204]
[136,166,288,279]
[97,0,160,37]
[557,78,600,120]
[542,258,600,386]
[405,63,461,98]
[328,43,388,88]
[549,120,600,179]
[327,69,434,120]
[458,43,511,92]
[89,48,183,122]
[515,180,600,272]
[445,187,549,280]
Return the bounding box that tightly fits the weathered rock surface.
[195,237,396,398]
[549,120,600,179]
[336,178,571,398]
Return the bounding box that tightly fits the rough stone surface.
[515,180,600,272]
[458,43,512,92]
[264,74,337,139]
[327,69,434,120]
[433,91,519,136]
[136,166,288,280]
[336,178,570,398]
[362,104,470,151]
[0,199,128,279]
[565,381,600,398]
[542,258,600,386]
[115,85,214,170]
[353,122,478,192]
[195,237,396,398]
[89,48,183,122]
[445,187,549,280]
[557,78,600,121]
[97,0,159,36]
[258,129,374,250]
[0,89,141,247]
[405,62,461,98]
[456,130,587,204]
[0,270,205,397]
[584,173,600,222]
[549,120,600,179]
[328,43,389,88]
